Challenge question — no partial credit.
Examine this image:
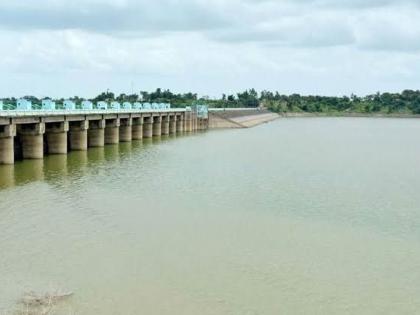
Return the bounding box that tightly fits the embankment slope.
[208,109,279,129]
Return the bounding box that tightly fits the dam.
[0,104,209,165]
[0,100,281,165]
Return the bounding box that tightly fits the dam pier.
[0,108,209,165]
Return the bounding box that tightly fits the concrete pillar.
[183,112,191,132]
[46,121,69,154]
[191,113,196,131]
[176,115,184,133]
[153,116,162,137]
[69,120,89,151]
[143,116,153,138]
[169,115,176,134]
[193,113,198,131]
[17,123,45,159]
[186,114,193,132]
[132,117,143,140]
[161,115,170,135]
[105,118,120,144]
[88,119,105,147]
[0,124,16,164]
[119,118,132,142]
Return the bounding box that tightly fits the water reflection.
[118,142,132,160]
[44,154,68,180]
[67,151,88,173]
[152,136,162,145]
[14,159,44,186]
[0,165,14,188]
[153,134,180,145]
[87,147,105,167]
[0,140,156,190]
[141,138,153,147]
[104,144,120,163]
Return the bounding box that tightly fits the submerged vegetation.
[2,88,420,114]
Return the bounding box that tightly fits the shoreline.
[209,109,420,130]
[279,112,420,119]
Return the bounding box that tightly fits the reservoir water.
[1,118,420,314]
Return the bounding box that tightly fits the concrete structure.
[0,108,208,164]
[82,101,93,110]
[0,106,282,166]
[176,114,184,133]
[110,102,121,110]
[17,123,45,159]
[105,118,120,144]
[184,112,192,132]
[119,117,132,142]
[161,115,170,135]
[208,108,279,129]
[133,102,143,110]
[64,100,76,110]
[69,120,88,151]
[97,102,108,110]
[42,100,56,110]
[143,116,153,138]
[152,116,162,137]
[123,102,132,110]
[45,121,69,154]
[88,119,105,147]
[0,124,16,164]
[132,117,143,140]
[17,99,32,111]
[169,115,176,134]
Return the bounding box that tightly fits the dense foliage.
[2,88,420,114]
[259,90,420,115]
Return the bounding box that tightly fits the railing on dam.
[0,108,187,118]
[0,100,175,112]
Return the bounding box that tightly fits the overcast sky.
[0,0,419,98]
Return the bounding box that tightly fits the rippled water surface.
[1,118,420,314]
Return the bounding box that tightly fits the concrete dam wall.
[208,108,279,129]
[0,109,208,165]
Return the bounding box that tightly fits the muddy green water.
[1,118,420,314]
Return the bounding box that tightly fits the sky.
[0,0,420,98]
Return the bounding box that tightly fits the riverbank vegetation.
[2,89,420,115]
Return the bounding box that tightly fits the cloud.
[0,0,231,33]
[355,7,420,52]
[208,12,356,47]
[1,0,420,97]
[1,0,420,52]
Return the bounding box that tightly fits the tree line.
[2,88,420,114]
